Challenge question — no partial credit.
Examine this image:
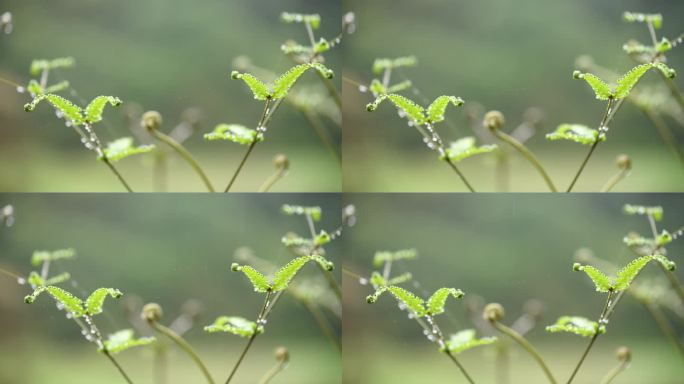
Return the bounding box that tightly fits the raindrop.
[358,85,368,93]
[17,277,26,285]
[16,86,25,94]
[358,278,368,285]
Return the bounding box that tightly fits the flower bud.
[141,111,163,131]
[483,303,505,322]
[142,303,163,322]
[483,111,505,131]
[274,154,289,170]
[616,346,631,362]
[616,154,631,170]
[274,346,290,363]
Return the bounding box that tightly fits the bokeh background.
[343,0,684,192]
[0,194,342,384]
[0,0,341,192]
[343,194,684,383]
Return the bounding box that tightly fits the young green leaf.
[656,38,673,53]
[281,234,311,247]
[442,137,497,162]
[373,249,417,267]
[370,271,387,287]
[622,12,663,29]
[427,96,464,123]
[25,286,85,316]
[281,204,322,221]
[444,329,497,354]
[30,57,75,75]
[623,233,654,247]
[310,254,334,271]
[100,137,155,162]
[366,286,387,303]
[102,329,156,354]
[387,80,413,93]
[546,124,604,145]
[204,124,260,145]
[24,94,84,125]
[314,230,331,246]
[372,56,417,74]
[280,12,321,29]
[31,248,76,266]
[427,288,464,316]
[614,64,653,99]
[386,286,426,316]
[623,204,663,221]
[652,254,676,271]
[27,80,44,95]
[272,64,311,99]
[85,288,123,316]
[366,94,426,125]
[622,40,654,55]
[84,96,122,124]
[272,256,329,291]
[280,41,312,55]
[573,71,613,100]
[388,272,413,286]
[45,81,71,94]
[573,263,612,292]
[204,316,262,337]
[28,271,45,287]
[656,230,673,247]
[231,71,270,100]
[231,263,271,292]
[546,316,605,337]
[45,272,71,286]
[369,79,387,95]
[653,62,676,79]
[314,38,331,54]
[310,63,334,79]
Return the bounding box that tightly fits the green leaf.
[280,41,312,55]
[653,62,676,79]
[28,271,45,287]
[204,124,260,145]
[427,288,464,316]
[24,94,84,125]
[231,71,270,100]
[102,329,156,354]
[573,71,613,100]
[388,272,413,285]
[27,80,44,95]
[24,286,47,304]
[281,234,311,247]
[310,63,334,79]
[85,96,122,124]
[370,271,387,287]
[281,204,322,221]
[366,286,387,303]
[442,137,497,162]
[623,233,654,247]
[386,286,426,317]
[656,38,673,53]
[31,248,76,266]
[623,204,663,221]
[614,64,653,99]
[231,263,271,292]
[369,79,387,95]
[45,272,71,286]
[314,230,331,246]
[622,41,654,55]
[272,256,316,291]
[30,57,75,75]
[373,249,417,267]
[372,56,417,74]
[546,124,604,145]
[546,316,605,337]
[444,329,497,354]
[45,81,70,94]
[387,80,413,93]
[652,254,676,271]
[25,286,85,317]
[310,254,334,272]
[427,96,464,123]
[204,316,261,337]
[622,12,663,29]
[656,230,673,247]
[366,94,426,125]
[280,12,321,29]
[313,38,331,54]
[272,64,311,99]
[100,137,155,162]
[85,288,123,316]
[573,263,612,292]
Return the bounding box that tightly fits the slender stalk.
[641,107,684,165]
[491,129,557,192]
[301,109,341,164]
[102,157,134,192]
[0,266,23,281]
[566,292,614,384]
[0,76,23,89]
[151,322,215,384]
[303,300,341,352]
[600,169,629,192]
[444,157,476,192]
[642,301,684,358]
[103,350,135,384]
[491,321,557,384]
[153,344,168,384]
[258,166,287,192]
[444,350,476,384]
[225,292,272,384]
[150,130,215,192]
[258,359,288,384]
[305,214,343,300]
[599,359,629,384]
[659,72,684,114]
[315,71,342,108]
[659,263,684,304]
[495,343,511,384]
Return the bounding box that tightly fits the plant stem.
[225,141,257,192]
[600,169,629,192]
[154,344,168,384]
[103,350,135,384]
[444,158,476,192]
[659,263,684,304]
[315,71,342,108]
[152,322,215,384]
[491,321,557,384]
[0,76,22,89]
[0,266,23,281]
[566,292,614,384]
[641,107,684,166]
[302,300,341,352]
[599,359,629,384]
[491,129,557,192]
[225,292,272,384]
[305,214,343,300]
[102,157,134,192]
[642,301,684,358]
[444,350,476,384]
[258,166,287,192]
[258,359,288,384]
[150,130,215,192]
[301,109,341,164]
[658,72,684,114]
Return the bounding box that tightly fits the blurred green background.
[0,194,342,383]
[0,0,341,192]
[343,194,684,383]
[342,0,684,192]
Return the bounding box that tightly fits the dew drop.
[358,278,368,285]
[358,85,367,93]
[17,277,26,285]
[16,86,25,94]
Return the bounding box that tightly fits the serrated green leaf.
[280,12,321,29]
[445,329,497,354]
[623,204,663,221]
[372,56,417,74]
[204,124,259,145]
[231,71,270,100]
[272,256,312,292]
[388,272,413,285]
[26,286,85,317]
[366,286,387,303]
[310,254,334,271]
[31,248,76,266]
[280,41,312,55]
[100,137,155,162]
[653,62,676,79]
[370,271,387,287]
[442,137,498,163]
[387,80,413,93]
[656,230,673,246]
[28,271,45,287]
[366,94,426,125]
[27,80,43,95]
[310,63,334,79]
[314,230,331,246]
[387,286,426,317]
[622,40,654,55]
[45,81,70,94]
[281,204,322,221]
[369,79,387,95]
[623,233,654,247]
[314,38,330,54]
[24,94,84,125]
[427,96,464,123]
[281,234,311,247]
[656,38,673,53]
[231,264,271,292]
[574,72,613,100]
[623,12,662,29]
[102,329,156,354]
[652,254,676,271]
[30,57,75,75]
[24,286,47,304]
[614,64,653,99]
[272,64,311,99]
[573,263,612,292]
[85,288,123,316]
[614,256,653,291]
[427,288,464,316]
[85,96,122,124]
[546,124,604,145]
[546,316,605,337]
[45,272,71,286]
[373,249,417,267]
[204,316,261,337]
